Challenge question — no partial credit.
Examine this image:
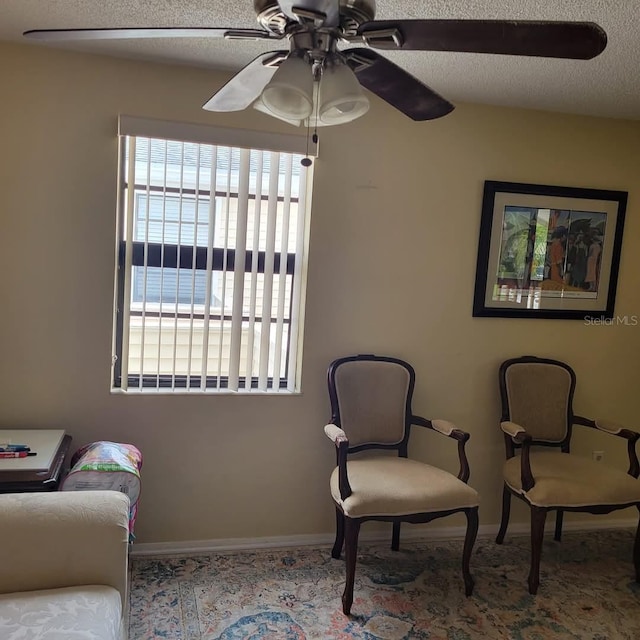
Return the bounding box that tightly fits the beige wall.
[1,41,638,543]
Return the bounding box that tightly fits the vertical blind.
[113,118,313,392]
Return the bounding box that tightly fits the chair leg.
[554,509,564,542]
[462,507,479,596]
[332,506,345,559]
[529,507,547,595]
[342,518,361,616]
[634,506,640,583]
[496,486,511,544]
[391,521,401,551]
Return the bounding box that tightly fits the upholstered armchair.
[324,354,479,615]
[0,490,130,639]
[496,355,640,594]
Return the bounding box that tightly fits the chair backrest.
[328,354,414,451]
[499,356,576,445]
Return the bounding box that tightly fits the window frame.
[111,117,316,393]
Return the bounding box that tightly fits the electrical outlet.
[592,450,604,462]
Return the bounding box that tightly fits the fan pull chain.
[301,83,320,167]
[301,120,312,167]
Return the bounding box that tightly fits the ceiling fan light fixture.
[253,96,304,127]
[318,57,369,125]
[260,51,314,120]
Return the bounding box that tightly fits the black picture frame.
[473,181,627,319]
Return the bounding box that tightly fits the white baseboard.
[130,518,636,557]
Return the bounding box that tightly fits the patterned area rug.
[129,529,640,639]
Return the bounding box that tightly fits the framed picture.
[473,181,627,319]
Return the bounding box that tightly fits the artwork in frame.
[473,181,627,319]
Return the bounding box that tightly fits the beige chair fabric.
[0,491,130,639]
[324,423,347,443]
[330,456,479,518]
[595,418,624,434]
[0,491,130,610]
[334,359,410,447]
[504,451,640,508]
[0,585,122,640]
[505,362,571,442]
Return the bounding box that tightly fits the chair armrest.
[574,415,640,478]
[411,415,472,483]
[412,415,468,441]
[574,414,638,438]
[500,421,535,491]
[324,424,352,500]
[0,490,130,610]
[501,421,526,438]
[324,423,348,445]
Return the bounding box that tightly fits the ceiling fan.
[24,0,607,128]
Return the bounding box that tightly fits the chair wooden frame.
[496,355,640,594]
[325,354,479,615]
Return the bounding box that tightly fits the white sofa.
[0,490,130,640]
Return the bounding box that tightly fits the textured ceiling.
[2,0,639,120]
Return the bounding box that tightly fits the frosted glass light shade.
[253,97,304,127]
[261,55,314,120]
[318,61,369,125]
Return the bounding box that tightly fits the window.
[112,118,314,392]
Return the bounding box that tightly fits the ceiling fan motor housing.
[253,0,377,36]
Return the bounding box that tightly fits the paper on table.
[0,429,66,471]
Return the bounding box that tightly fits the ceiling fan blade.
[357,20,607,59]
[277,0,340,27]
[344,48,454,121]
[203,51,288,112]
[23,27,279,41]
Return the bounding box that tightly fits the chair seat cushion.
[330,456,479,518]
[504,451,640,508]
[0,585,123,640]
